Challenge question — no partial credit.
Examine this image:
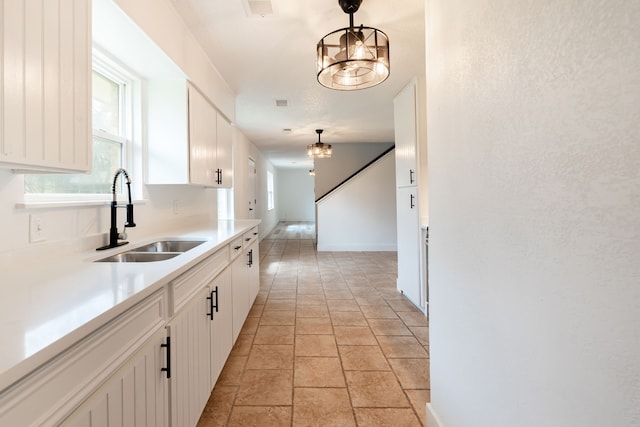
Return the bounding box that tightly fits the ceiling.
[170,0,425,170]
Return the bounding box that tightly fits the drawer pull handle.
[247,249,253,267]
[207,287,219,319]
[161,337,171,379]
[234,245,242,250]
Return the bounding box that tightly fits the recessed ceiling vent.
[275,99,288,107]
[242,0,274,17]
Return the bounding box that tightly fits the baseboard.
[426,403,444,427]
[316,243,397,251]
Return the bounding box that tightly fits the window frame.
[23,50,138,203]
[267,170,274,211]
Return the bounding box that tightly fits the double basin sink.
[95,240,206,263]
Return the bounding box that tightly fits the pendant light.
[317,0,390,90]
[307,129,332,159]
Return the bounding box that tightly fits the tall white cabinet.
[1,0,91,172]
[394,79,424,311]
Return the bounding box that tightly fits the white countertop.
[0,219,260,393]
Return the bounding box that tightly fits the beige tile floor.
[198,222,430,426]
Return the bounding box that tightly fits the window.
[267,170,274,210]
[24,54,135,201]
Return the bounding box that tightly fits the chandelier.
[307,129,332,158]
[316,0,390,90]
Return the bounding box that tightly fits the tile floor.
[197,222,430,426]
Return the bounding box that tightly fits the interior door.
[248,158,257,219]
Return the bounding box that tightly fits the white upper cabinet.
[394,78,418,187]
[147,80,232,188]
[1,0,91,172]
[216,110,233,188]
[188,85,217,186]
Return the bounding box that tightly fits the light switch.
[29,214,46,243]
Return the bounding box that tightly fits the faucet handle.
[125,203,136,228]
[118,231,128,240]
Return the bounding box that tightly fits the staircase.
[315,148,397,251]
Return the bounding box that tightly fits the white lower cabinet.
[396,185,422,306]
[231,235,259,343]
[60,328,170,427]
[1,228,259,427]
[210,270,233,384]
[231,251,250,343]
[168,267,234,427]
[167,287,212,427]
[247,240,260,307]
[0,290,167,427]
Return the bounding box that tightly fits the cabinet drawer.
[0,290,167,427]
[172,247,229,313]
[242,226,259,248]
[230,238,243,260]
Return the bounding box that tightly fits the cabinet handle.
[161,337,171,379]
[216,169,222,185]
[410,194,415,209]
[234,245,242,250]
[207,287,219,319]
[245,237,251,242]
[253,232,258,236]
[409,169,415,184]
[247,249,253,267]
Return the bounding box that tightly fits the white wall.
[113,0,235,120]
[314,143,393,199]
[0,169,216,263]
[233,128,279,237]
[277,170,315,221]
[426,1,640,426]
[317,152,397,251]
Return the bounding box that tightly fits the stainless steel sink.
[95,252,180,263]
[95,239,206,262]
[132,240,206,253]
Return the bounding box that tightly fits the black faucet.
[97,168,136,251]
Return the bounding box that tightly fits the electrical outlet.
[29,214,46,243]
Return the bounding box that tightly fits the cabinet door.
[215,112,233,188]
[167,287,212,427]
[1,0,91,172]
[209,269,233,385]
[61,328,169,427]
[396,186,422,306]
[247,240,260,307]
[231,253,250,343]
[188,85,217,186]
[393,79,418,187]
